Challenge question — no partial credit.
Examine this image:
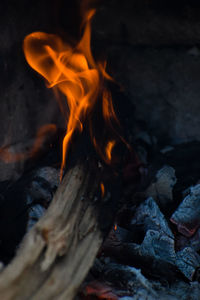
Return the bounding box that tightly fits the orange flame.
[23,5,120,176]
[100,182,105,198]
[105,140,116,163]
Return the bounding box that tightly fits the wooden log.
[0,162,116,300]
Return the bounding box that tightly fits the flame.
[105,140,116,163]
[114,224,117,231]
[23,4,121,176]
[100,182,105,198]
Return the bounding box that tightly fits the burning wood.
[0,162,118,300]
[0,1,127,298]
[1,1,200,300]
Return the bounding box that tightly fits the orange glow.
[23,4,120,176]
[0,124,56,163]
[105,140,115,163]
[102,89,119,126]
[85,284,118,300]
[100,182,105,198]
[114,224,117,231]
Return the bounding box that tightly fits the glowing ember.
[83,281,118,300]
[23,3,121,177]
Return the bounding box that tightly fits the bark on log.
[0,162,114,300]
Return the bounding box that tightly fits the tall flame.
[23,6,119,176]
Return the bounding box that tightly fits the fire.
[100,182,105,198]
[105,141,116,163]
[23,4,121,176]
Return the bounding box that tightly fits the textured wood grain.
[0,163,104,300]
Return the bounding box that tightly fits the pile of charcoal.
[77,133,200,299]
[1,122,200,300]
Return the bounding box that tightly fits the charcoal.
[176,228,200,252]
[103,263,138,289]
[34,167,60,187]
[29,180,53,204]
[114,226,136,243]
[81,280,119,300]
[141,230,176,265]
[130,290,170,300]
[151,281,200,300]
[131,197,173,238]
[90,258,104,277]
[171,184,200,237]
[102,263,157,297]
[26,166,59,230]
[27,204,46,231]
[176,247,200,281]
[146,165,176,209]
[190,228,200,252]
[119,274,200,300]
[28,166,59,203]
[189,282,200,300]
[102,240,180,283]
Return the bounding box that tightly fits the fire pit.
[0,0,200,299]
